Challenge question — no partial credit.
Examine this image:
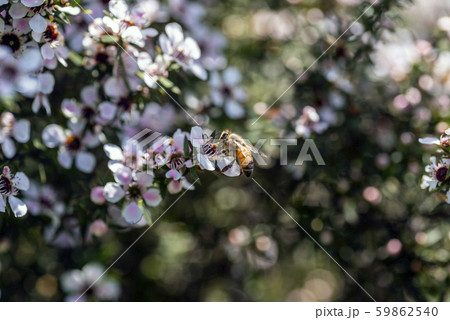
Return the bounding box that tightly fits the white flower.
[294,106,328,138]
[32,72,55,115]
[61,86,117,125]
[103,165,162,224]
[139,103,175,134]
[104,143,146,172]
[421,156,450,191]
[190,126,216,171]
[168,0,205,30]
[61,263,121,302]
[159,22,207,80]
[41,23,69,67]
[421,175,437,191]
[0,166,30,217]
[23,181,64,217]
[191,25,227,70]
[0,112,30,159]
[137,52,170,88]
[42,123,98,173]
[8,1,49,35]
[0,31,41,97]
[209,67,247,119]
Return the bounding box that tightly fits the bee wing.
[217,156,241,177]
[236,140,269,160]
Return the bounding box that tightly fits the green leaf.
[141,204,153,226]
[100,35,120,44]
[158,77,175,89]
[68,51,83,66]
[183,136,190,157]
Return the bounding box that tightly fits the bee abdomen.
[203,143,216,157]
[243,161,254,177]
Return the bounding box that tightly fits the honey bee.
[207,129,267,177]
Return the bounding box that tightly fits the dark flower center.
[65,135,82,152]
[222,86,232,97]
[95,52,109,65]
[40,197,53,209]
[174,49,188,64]
[169,156,185,169]
[117,97,132,111]
[81,106,96,120]
[435,166,448,182]
[43,25,59,43]
[1,33,21,53]
[3,64,18,79]
[126,183,142,200]
[0,176,13,195]
[30,0,51,14]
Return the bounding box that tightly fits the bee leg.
[220,164,233,173]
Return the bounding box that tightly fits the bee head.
[220,130,230,140]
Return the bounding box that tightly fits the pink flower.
[90,187,106,205]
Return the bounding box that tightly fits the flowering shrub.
[1,0,450,302]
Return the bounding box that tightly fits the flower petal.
[104,182,125,203]
[165,22,184,45]
[57,151,73,169]
[104,144,125,161]
[9,3,28,19]
[2,138,16,159]
[143,188,162,207]
[42,124,65,148]
[104,77,127,98]
[38,72,55,94]
[136,172,154,187]
[223,67,242,86]
[113,165,132,185]
[18,48,42,73]
[418,137,440,145]
[190,126,204,148]
[21,0,45,7]
[61,99,80,118]
[9,195,27,217]
[41,43,54,60]
[167,180,182,194]
[0,196,6,212]
[13,119,30,143]
[81,85,98,106]
[12,172,29,191]
[98,101,117,121]
[224,100,245,119]
[75,151,96,173]
[165,169,181,180]
[190,63,207,81]
[122,201,143,224]
[197,153,215,171]
[90,186,105,205]
[29,13,48,34]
